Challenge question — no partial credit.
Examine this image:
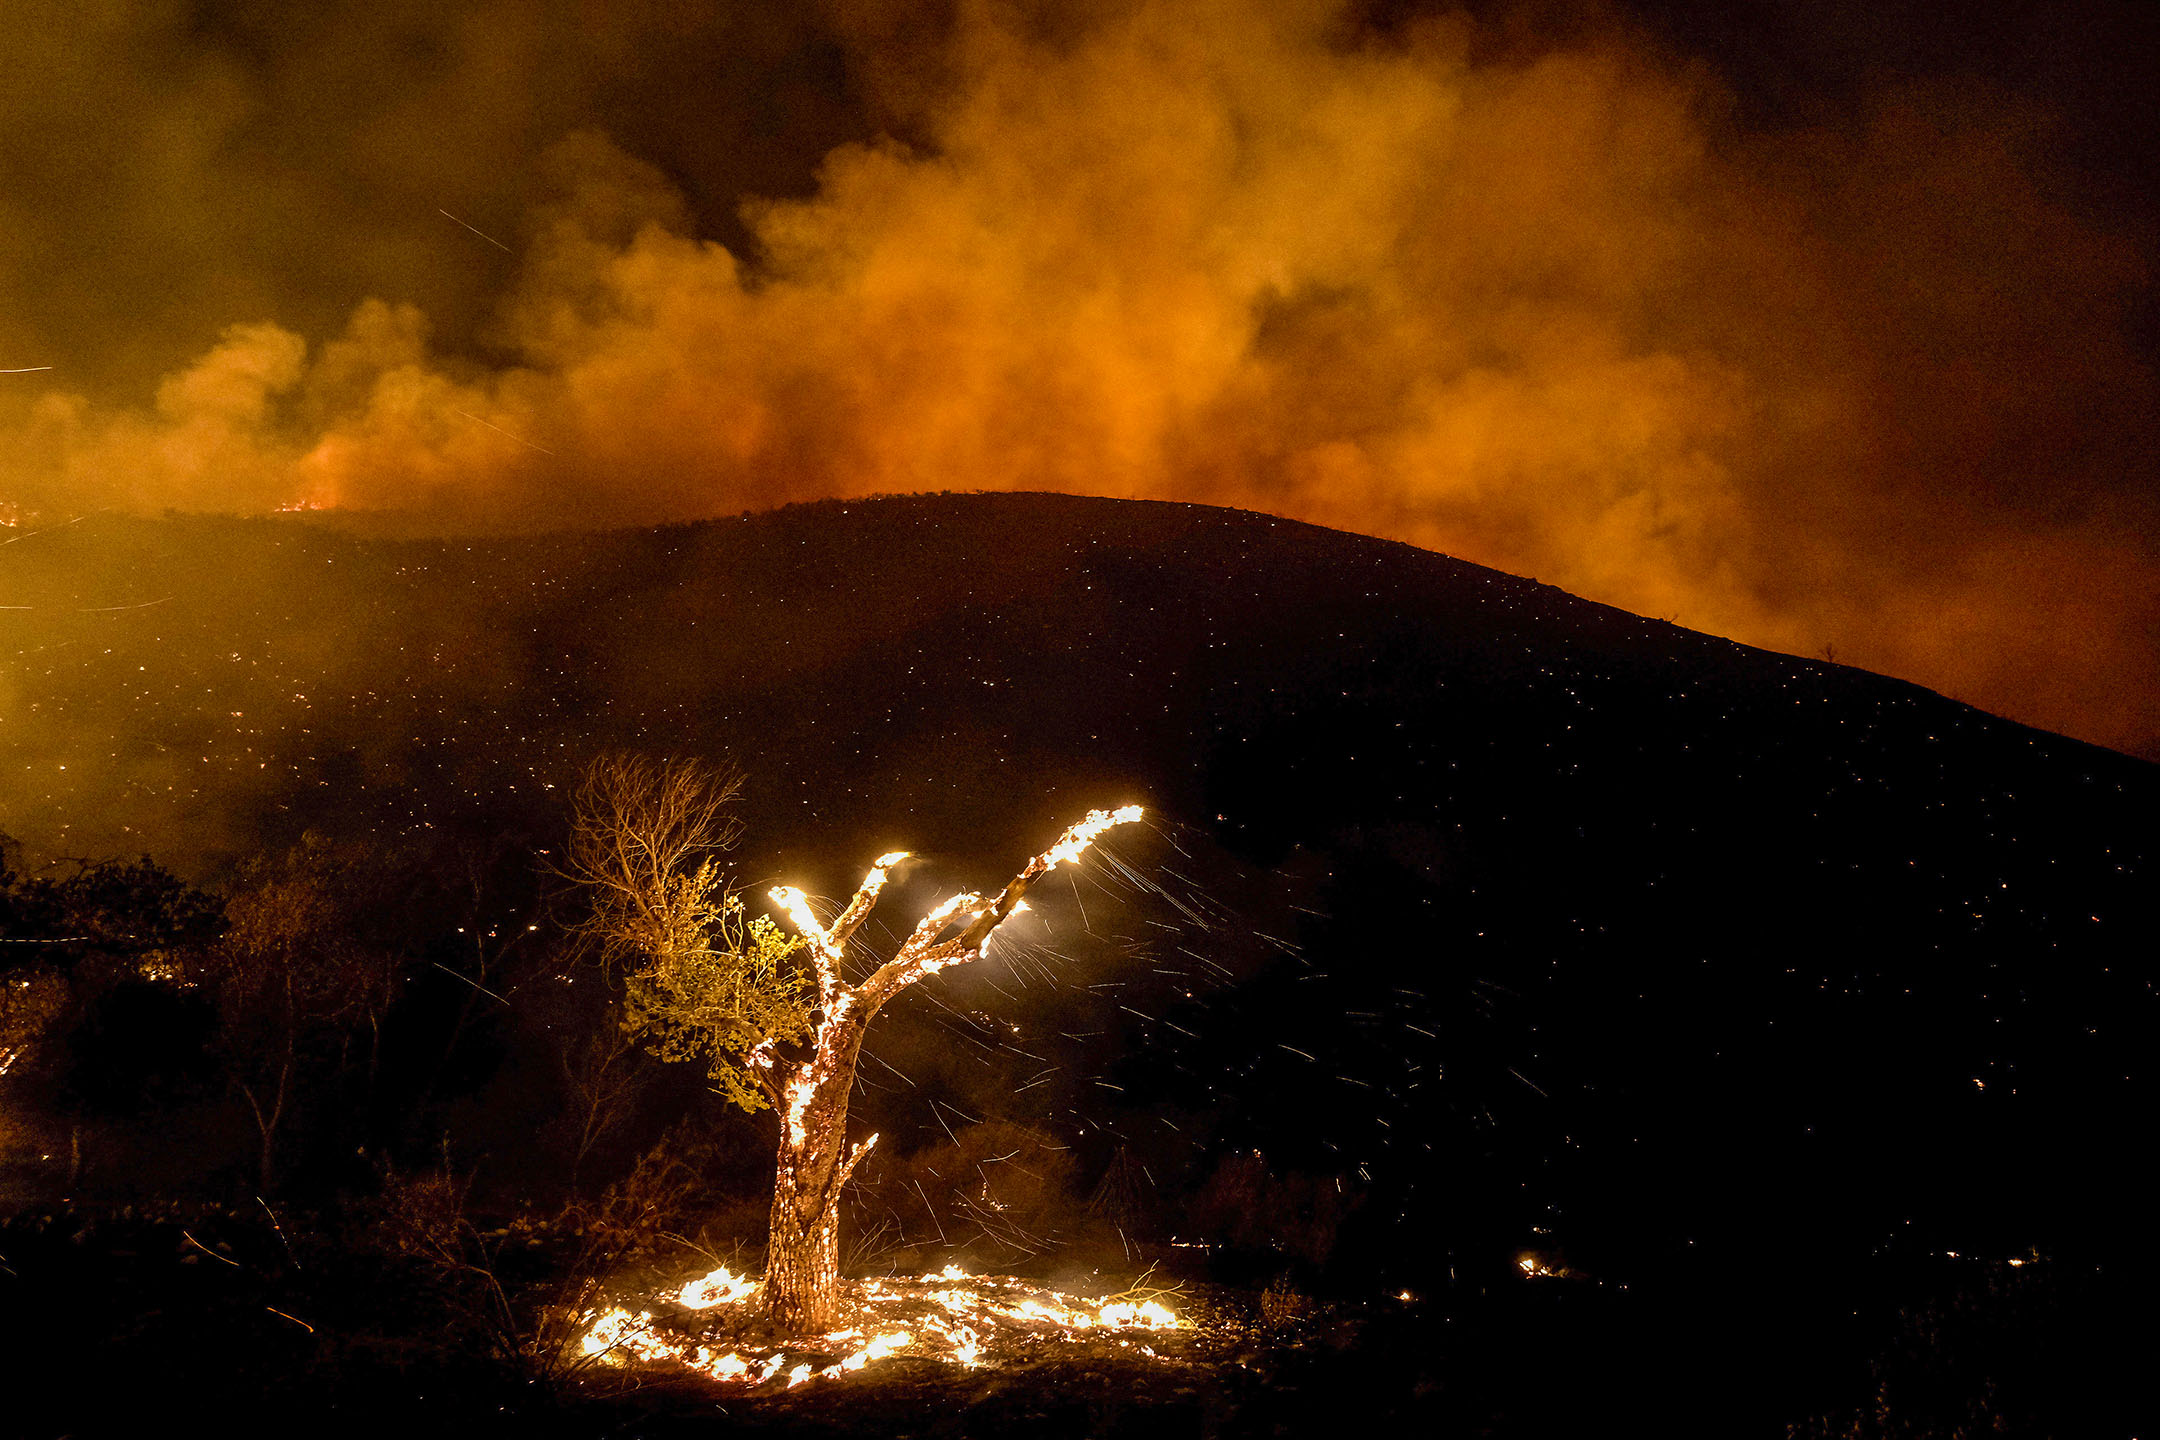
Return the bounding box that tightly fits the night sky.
[2,0,2157,756]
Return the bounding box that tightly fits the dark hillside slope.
[3,492,2153,1288]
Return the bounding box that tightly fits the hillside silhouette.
[4,491,2154,1300]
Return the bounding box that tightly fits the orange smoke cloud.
[4,0,2155,754]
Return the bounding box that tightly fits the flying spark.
[438,208,511,251]
[451,408,555,455]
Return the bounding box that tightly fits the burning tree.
[564,754,1140,1331]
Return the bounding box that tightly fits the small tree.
[547,994,650,1195]
[210,835,404,1189]
[565,753,1140,1331]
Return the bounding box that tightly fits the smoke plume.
[2,0,2156,753]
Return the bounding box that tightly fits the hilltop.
[3,492,2154,1279]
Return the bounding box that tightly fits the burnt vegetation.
[2,493,2155,1437]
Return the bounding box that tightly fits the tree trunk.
[241,1056,290,1194]
[763,1021,870,1331]
[765,1151,844,1331]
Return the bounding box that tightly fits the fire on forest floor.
[574,1263,1243,1395]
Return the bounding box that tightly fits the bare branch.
[832,1132,880,1197]
[562,752,743,972]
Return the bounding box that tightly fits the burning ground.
[578,1262,1193,1388]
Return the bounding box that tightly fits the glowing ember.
[918,894,980,935]
[783,1074,816,1148]
[679,1263,758,1309]
[828,1330,914,1375]
[1097,1299,1180,1329]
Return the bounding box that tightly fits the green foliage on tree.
[563,753,812,1114]
[622,891,810,1112]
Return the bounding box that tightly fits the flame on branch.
[760,808,1144,1026]
[854,806,1145,1014]
[767,884,844,1007]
